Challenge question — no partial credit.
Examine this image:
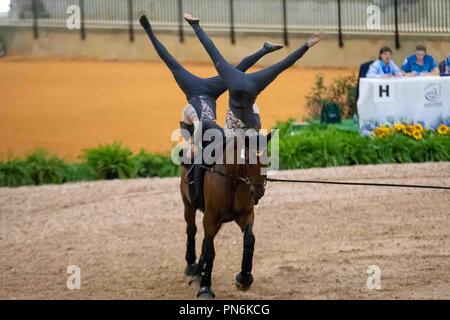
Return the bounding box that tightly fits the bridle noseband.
[199,164,266,187]
[199,146,267,188]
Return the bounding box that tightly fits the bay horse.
[180,127,272,299]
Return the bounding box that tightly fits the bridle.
[198,146,267,187]
[199,163,267,187]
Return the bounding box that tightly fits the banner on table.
[357,77,450,135]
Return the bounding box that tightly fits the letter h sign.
[374,83,395,103]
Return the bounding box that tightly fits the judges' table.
[357,76,450,134]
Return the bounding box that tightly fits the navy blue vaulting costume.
[139,15,282,122]
[185,16,311,129]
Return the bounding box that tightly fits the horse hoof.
[235,272,254,291]
[184,263,197,277]
[197,286,215,299]
[188,275,201,287]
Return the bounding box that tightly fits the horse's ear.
[266,130,273,144]
[244,135,250,149]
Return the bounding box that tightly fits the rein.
[265,177,450,190]
[199,165,450,190]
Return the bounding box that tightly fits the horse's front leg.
[197,214,221,299]
[235,212,255,290]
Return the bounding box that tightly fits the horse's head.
[242,131,273,204]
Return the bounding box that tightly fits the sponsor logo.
[424,83,443,108]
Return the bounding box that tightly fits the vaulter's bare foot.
[263,41,284,52]
[183,13,200,25]
[307,32,322,48]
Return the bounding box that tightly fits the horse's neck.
[215,139,245,177]
[224,163,245,177]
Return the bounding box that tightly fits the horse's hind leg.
[235,213,255,290]
[184,203,197,277]
[197,215,221,299]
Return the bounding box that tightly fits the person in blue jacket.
[366,46,402,79]
[402,44,439,76]
[444,55,450,75]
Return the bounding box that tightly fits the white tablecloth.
[357,76,450,134]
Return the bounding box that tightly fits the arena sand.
[0,58,353,160]
[1,162,449,299]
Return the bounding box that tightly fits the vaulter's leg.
[235,212,256,290]
[140,15,202,97]
[248,32,322,93]
[233,41,284,72]
[203,41,284,98]
[184,13,245,92]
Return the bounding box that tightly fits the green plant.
[305,74,357,119]
[24,149,68,185]
[83,142,136,179]
[64,163,96,182]
[0,159,33,187]
[134,149,179,178]
[327,75,357,117]
[305,74,327,119]
[276,120,450,169]
[1,125,449,188]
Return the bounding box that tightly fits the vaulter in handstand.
[183,13,322,131]
[139,15,283,143]
[139,15,283,208]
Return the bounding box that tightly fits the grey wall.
[1,26,449,68]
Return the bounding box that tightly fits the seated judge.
[444,55,450,75]
[366,46,403,79]
[402,44,439,76]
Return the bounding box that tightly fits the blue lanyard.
[381,62,391,75]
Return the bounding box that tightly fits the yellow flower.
[375,125,391,137]
[437,124,450,135]
[413,124,423,132]
[402,126,413,136]
[412,129,423,140]
[394,123,406,132]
